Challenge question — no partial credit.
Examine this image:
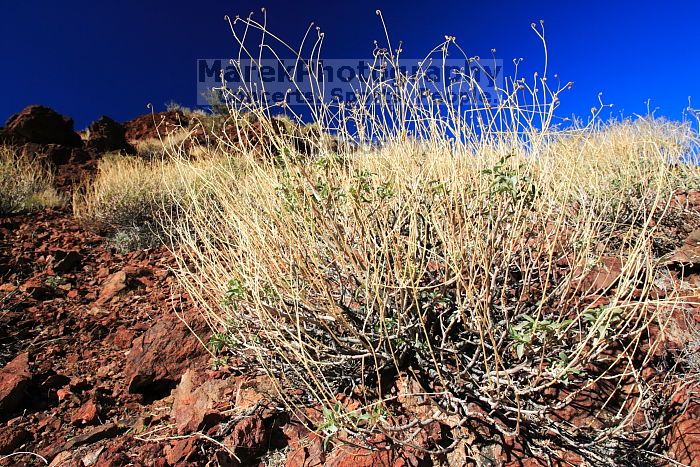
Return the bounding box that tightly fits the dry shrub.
[0,145,63,214]
[158,14,700,460]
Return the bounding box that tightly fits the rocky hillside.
[0,105,699,466]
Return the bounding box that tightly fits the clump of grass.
[0,145,63,214]
[133,129,192,159]
[157,13,700,461]
[73,150,227,250]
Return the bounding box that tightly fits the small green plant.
[349,170,375,203]
[351,403,388,426]
[314,177,345,204]
[211,356,229,370]
[582,306,623,341]
[427,179,449,197]
[509,314,573,359]
[318,402,389,448]
[208,332,232,353]
[376,181,395,200]
[44,275,66,288]
[547,350,585,381]
[319,401,343,448]
[222,278,246,306]
[108,226,159,253]
[482,154,538,207]
[276,177,301,212]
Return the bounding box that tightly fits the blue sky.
[2,1,699,128]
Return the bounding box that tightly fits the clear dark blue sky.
[2,1,699,129]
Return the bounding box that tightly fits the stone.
[97,271,127,304]
[324,443,397,467]
[52,249,82,273]
[0,426,30,455]
[86,116,135,153]
[125,317,207,398]
[579,256,623,292]
[164,437,198,465]
[71,399,99,426]
[171,369,233,434]
[224,415,268,462]
[123,110,189,142]
[0,352,31,419]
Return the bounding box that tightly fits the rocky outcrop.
[3,105,82,147]
[86,116,135,153]
[124,110,189,141]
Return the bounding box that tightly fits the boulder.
[4,105,82,147]
[575,256,623,292]
[667,384,700,465]
[171,368,232,434]
[125,317,207,398]
[164,437,198,465]
[224,415,268,462]
[323,436,397,467]
[0,352,31,419]
[283,423,325,467]
[52,249,82,273]
[97,271,128,304]
[663,228,700,266]
[86,116,135,153]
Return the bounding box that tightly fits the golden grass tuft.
[0,145,63,214]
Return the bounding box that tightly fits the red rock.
[668,415,700,466]
[284,423,325,467]
[324,443,397,467]
[124,110,190,142]
[579,256,623,292]
[125,317,207,397]
[164,437,198,465]
[48,450,75,467]
[689,190,700,208]
[85,116,135,154]
[94,438,131,467]
[3,105,82,147]
[97,271,127,304]
[71,399,99,426]
[110,327,135,350]
[0,352,31,418]
[20,279,55,300]
[664,239,700,266]
[56,387,72,401]
[224,415,268,461]
[22,143,73,165]
[52,249,82,273]
[0,426,30,455]
[171,369,232,434]
[667,384,700,465]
